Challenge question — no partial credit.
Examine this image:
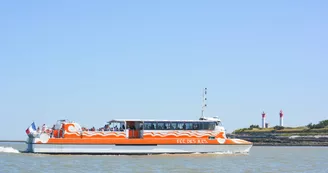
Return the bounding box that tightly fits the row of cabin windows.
[143,122,217,130]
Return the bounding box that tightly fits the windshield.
[216,121,222,126]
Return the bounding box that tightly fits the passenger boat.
[25,117,252,154]
[25,89,252,154]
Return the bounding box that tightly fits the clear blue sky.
[0,0,327,140]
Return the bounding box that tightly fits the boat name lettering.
[176,139,208,144]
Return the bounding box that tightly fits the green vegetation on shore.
[233,120,328,135]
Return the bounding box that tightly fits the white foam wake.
[0,146,20,154]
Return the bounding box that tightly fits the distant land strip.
[0,140,25,143]
[227,134,328,146]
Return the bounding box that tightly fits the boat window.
[198,122,203,130]
[192,122,200,130]
[109,122,123,131]
[144,122,155,130]
[185,123,193,130]
[164,122,170,130]
[142,121,218,131]
[177,122,185,130]
[170,122,177,130]
[203,122,209,130]
[152,123,157,130]
[120,122,125,131]
[208,122,216,130]
[144,122,150,130]
[157,122,165,130]
[200,122,216,130]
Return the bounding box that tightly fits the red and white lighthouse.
[279,110,284,126]
[262,111,266,128]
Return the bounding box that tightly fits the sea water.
[0,142,327,173]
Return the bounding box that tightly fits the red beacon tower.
[262,111,266,128]
[279,110,284,126]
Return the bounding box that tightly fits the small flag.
[26,122,37,136]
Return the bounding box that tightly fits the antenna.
[201,88,207,118]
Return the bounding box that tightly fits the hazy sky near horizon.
[0,0,327,139]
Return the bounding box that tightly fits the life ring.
[39,133,50,143]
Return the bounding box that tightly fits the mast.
[201,88,207,119]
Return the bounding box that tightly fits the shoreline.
[252,143,328,146]
[228,133,328,147]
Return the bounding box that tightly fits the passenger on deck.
[104,124,110,131]
[114,125,118,131]
[50,125,55,137]
[42,124,46,132]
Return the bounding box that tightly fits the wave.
[0,146,20,154]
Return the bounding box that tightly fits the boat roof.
[108,119,221,123]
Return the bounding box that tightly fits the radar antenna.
[201,88,207,119]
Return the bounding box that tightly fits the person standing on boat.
[50,125,55,137]
[41,124,47,132]
[182,123,186,130]
[104,124,110,131]
[120,124,125,131]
